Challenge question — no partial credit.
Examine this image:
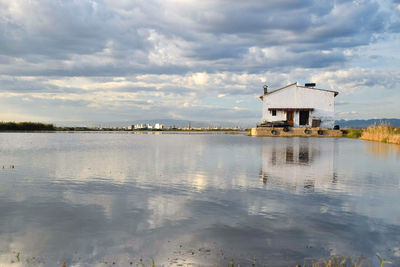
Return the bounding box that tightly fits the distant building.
[154,123,163,129]
[260,82,339,128]
[134,124,146,129]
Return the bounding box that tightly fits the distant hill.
[336,119,400,128]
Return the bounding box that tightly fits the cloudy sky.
[1,0,399,125]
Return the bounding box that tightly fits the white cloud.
[310,68,400,94]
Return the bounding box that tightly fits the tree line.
[0,122,55,131]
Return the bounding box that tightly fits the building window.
[272,110,276,116]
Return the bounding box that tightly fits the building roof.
[259,82,338,100]
[268,108,314,112]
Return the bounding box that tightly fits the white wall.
[262,84,336,128]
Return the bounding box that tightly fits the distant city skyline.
[1,1,400,123]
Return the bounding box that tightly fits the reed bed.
[361,124,400,145]
[0,121,55,131]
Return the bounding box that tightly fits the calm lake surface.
[0,133,399,266]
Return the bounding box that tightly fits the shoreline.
[1,126,399,145]
[249,125,400,145]
[250,127,343,137]
[0,129,247,134]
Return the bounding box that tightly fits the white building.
[134,124,146,129]
[260,82,338,128]
[154,123,163,129]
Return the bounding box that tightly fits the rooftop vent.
[263,85,268,94]
[305,83,316,87]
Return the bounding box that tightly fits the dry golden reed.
[361,123,400,145]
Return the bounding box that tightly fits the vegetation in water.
[361,124,400,145]
[301,253,395,267]
[3,251,392,267]
[0,121,55,131]
[376,253,393,267]
[342,123,400,145]
[343,129,363,138]
[302,255,355,267]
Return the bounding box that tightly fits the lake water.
[0,133,399,266]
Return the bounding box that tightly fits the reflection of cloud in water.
[1,134,400,265]
[147,195,188,229]
[63,191,114,218]
[190,173,207,191]
[50,150,130,184]
[0,228,49,267]
[0,195,156,266]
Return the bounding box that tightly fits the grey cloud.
[0,1,150,59]
[185,44,248,61]
[171,105,259,121]
[159,85,195,95]
[164,0,385,56]
[115,86,158,93]
[389,21,400,33]
[335,101,350,106]
[0,83,82,94]
[0,0,394,77]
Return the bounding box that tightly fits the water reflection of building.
[260,138,338,191]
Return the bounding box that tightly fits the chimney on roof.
[263,85,268,94]
[305,83,316,87]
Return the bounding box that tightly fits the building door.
[286,111,294,126]
[299,111,309,126]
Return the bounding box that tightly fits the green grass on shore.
[343,129,363,139]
